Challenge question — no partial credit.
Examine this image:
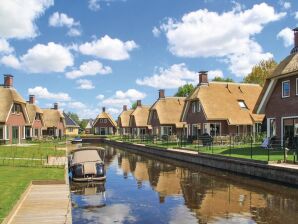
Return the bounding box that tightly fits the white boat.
[69,149,106,182]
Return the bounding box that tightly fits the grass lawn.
[111,137,297,162]
[0,143,66,167]
[0,166,64,223]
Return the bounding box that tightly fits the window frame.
[296,78,298,96]
[282,80,290,98]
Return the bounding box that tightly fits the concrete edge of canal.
[98,139,298,187]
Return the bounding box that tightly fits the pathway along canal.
[70,143,298,224]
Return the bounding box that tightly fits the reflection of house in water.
[196,185,266,223]
[102,146,117,168]
[154,168,183,203]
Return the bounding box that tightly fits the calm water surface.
[70,144,298,224]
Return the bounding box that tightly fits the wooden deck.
[4,184,71,224]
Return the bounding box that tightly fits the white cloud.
[76,79,95,90]
[0,55,20,69]
[137,64,224,88]
[159,3,285,76]
[208,70,224,79]
[152,26,161,37]
[65,60,112,79]
[107,107,121,115]
[28,86,71,101]
[88,0,100,11]
[0,0,53,39]
[49,12,81,36]
[67,28,81,37]
[49,12,78,27]
[136,63,197,89]
[279,1,291,10]
[96,94,105,100]
[20,42,74,73]
[102,89,146,108]
[67,101,87,109]
[0,39,14,53]
[277,27,293,47]
[79,35,138,60]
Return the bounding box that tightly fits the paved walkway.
[5,184,71,224]
[270,163,298,170]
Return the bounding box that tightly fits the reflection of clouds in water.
[74,204,136,224]
[211,214,255,224]
[169,205,197,224]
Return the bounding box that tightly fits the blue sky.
[0,0,297,119]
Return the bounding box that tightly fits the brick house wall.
[265,74,298,140]
[93,118,116,135]
[6,109,27,143]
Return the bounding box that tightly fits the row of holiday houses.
[92,28,298,147]
[0,75,80,144]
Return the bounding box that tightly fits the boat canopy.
[72,150,103,164]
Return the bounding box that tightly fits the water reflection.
[71,144,298,224]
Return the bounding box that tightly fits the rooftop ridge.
[209,81,261,86]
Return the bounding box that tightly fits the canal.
[70,144,298,224]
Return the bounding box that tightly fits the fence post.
[229,135,232,156]
[250,135,253,159]
[267,144,270,162]
[283,140,286,162]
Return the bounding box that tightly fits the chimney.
[159,89,165,99]
[198,71,208,85]
[136,100,142,107]
[123,105,127,111]
[4,74,13,88]
[53,103,58,110]
[291,27,298,54]
[102,107,106,112]
[29,95,35,104]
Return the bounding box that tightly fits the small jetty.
[3,181,71,224]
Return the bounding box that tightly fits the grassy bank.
[106,136,296,162]
[0,166,64,223]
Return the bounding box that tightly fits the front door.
[283,118,298,149]
[12,126,19,144]
[100,127,106,135]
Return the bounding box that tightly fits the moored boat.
[71,137,83,144]
[69,149,106,182]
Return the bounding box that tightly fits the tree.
[174,84,194,97]
[66,112,80,125]
[131,102,137,109]
[79,119,89,130]
[212,77,234,82]
[243,59,277,86]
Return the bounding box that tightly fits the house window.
[35,129,39,137]
[0,126,3,140]
[269,119,276,137]
[25,127,31,138]
[192,124,201,137]
[6,126,9,139]
[238,100,248,109]
[210,123,220,136]
[192,101,200,113]
[104,119,107,123]
[296,78,298,96]
[161,126,172,135]
[68,128,73,132]
[35,113,41,120]
[139,128,146,135]
[282,80,290,98]
[236,125,240,136]
[12,104,21,114]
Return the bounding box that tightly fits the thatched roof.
[42,109,65,128]
[269,53,298,79]
[130,105,151,128]
[94,112,117,127]
[149,97,186,128]
[26,103,43,125]
[0,86,28,123]
[184,82,264,125]
[255,52,298,114]
[118,109,133,127]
